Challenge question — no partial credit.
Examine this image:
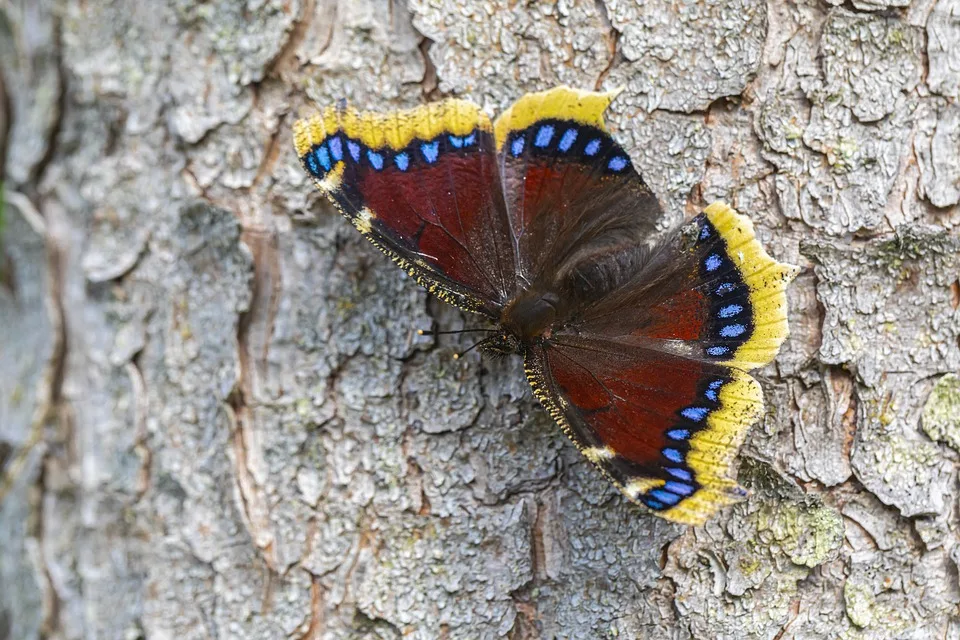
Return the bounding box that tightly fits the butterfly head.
[477,331,522,357]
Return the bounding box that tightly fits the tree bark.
[1,0,959,638]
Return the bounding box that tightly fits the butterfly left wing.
[526,204,798,525]
[293,100,517,316]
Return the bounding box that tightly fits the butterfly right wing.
[525,337,762,525]
[526,205,797,525]
[493,86,664,291]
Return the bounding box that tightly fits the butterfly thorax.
[500,288,562,343]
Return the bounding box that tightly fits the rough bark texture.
[1,0,959,638]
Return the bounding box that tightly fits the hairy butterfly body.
[293,86,798,525]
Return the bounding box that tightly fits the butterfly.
[293,86,798,525]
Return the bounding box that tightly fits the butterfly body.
[294,87,798,525]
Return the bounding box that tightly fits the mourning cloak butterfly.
[293,87,798,525]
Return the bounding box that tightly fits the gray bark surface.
[1,0,959,638]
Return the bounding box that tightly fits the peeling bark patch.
[604,0,767,113]
[927,0,960,100]
[757,8,923,235]
[803,227,960,386]
[851,380,955,518]
[915,100,960,208]
[922,373,960,452]
[409,0,613,110]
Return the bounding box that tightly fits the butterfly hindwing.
[293,100,517,316]
[526,339,762,525]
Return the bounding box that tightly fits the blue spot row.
[642,477,697,510]
[507,122,630,173]
[696,216,754,361]
[303,129,482,178]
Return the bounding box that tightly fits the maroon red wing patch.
[294,87,798,525]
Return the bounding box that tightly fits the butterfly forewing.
[493,88,662,296]
[293,101,517,316]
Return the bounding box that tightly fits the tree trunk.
[1,0,958,638]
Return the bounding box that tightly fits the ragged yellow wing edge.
[660,369,763,525]
[292,98,492,160]
[492,85,624,150]
[657,203,799,525]
[704,202,801,372]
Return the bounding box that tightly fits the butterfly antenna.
[417,328,496,336]
[453,338,488,360]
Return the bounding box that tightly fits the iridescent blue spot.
[348,141,361,162]
[558,128,578,152]
[306,153,320,176]
[367,150,384,170]
[584,138,602,156]
[643,497,666,510]
[705,254,723,272]
[666,428,690,441]
[608,156,628,172]
[716,282,736,295]
[705,389,718,402]
[421,141,440,163]
[719,304,743,319]
[463,132,476,146]
[664,481,694,496]
[328,137,343,161]
[666,467,693,482]
[394,152,410,171]
[663,448,683,464]
[315,145,332,171]
[699,225,711,240]
[720,324,746,338]
[707,346,729,357]
[650,489,682,506]
[448,135,464,149]
[534,125,555,148]
[709,380,725,389]
[511,136,525,156]
[681,407,709,422]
